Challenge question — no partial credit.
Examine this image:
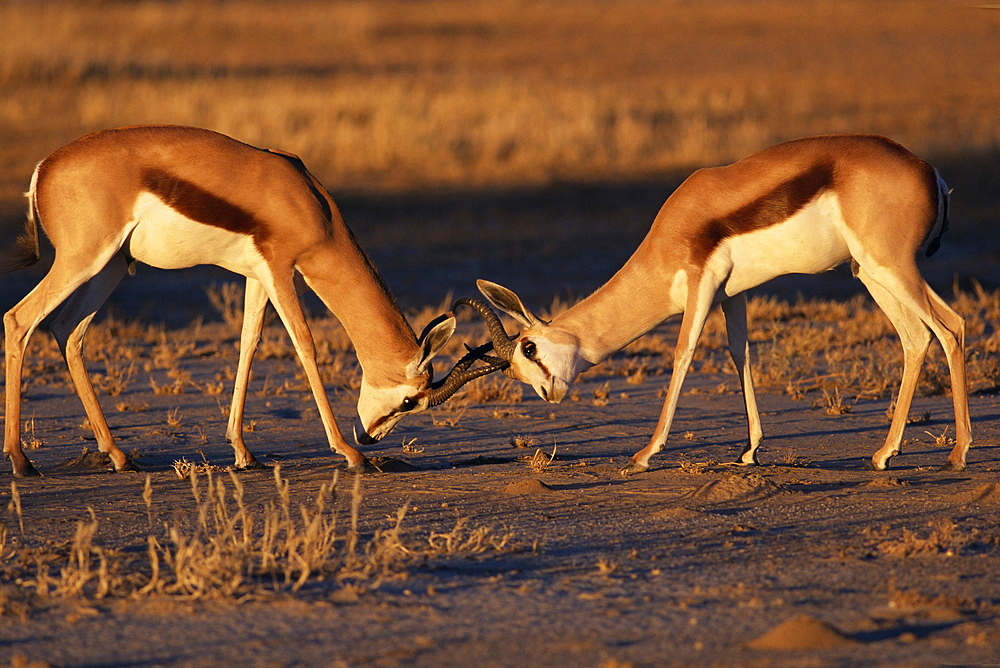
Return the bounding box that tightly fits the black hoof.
[114,453,149,472]
[236,458,267,471]
[737,445,760,466]
[13,463,42,478]
[938,461,966,472]
[619,461,649,477]
[347,458,380,475]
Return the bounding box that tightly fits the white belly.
[713,191,851,297]
[126,192,264,276]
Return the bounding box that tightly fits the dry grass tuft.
[205,282,245,334]
[426,516,515,556]
[431,407,466,429]
[509,434,539,449]
[92,360,136,397]
[924,427,956,448]
[0,467,516,605]
[526,445,557,473]
[591,382,611,407]
[816,387,853,416]
[777,446,810,468]
[458,374,523,405]
[149,376,187,396]
[19,417,43,451]
[8,483,24,534]
[677,459,717,475]
[172,458,229,479]
[165,407,183,429]
[401,438,424,454]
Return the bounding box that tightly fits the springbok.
[462,135,972,474]
[1,125,501,477]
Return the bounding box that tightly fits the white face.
[351,314,457,445]
[353,377,428,445]
[509,326,582,403]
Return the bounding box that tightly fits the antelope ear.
[408,314,456,377]
[476,280,538,328]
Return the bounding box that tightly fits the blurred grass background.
[0,0,997,311]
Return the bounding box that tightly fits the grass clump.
[0,467,516,606]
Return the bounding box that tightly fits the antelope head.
[456,280,585,404]
[354,314,509,444]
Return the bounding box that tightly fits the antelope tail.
[924,168,951,258]
[1,163,43,275]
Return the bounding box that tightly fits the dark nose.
[353,421,379,445]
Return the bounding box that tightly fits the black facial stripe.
[518,337,550,378]
[533,358,552,379]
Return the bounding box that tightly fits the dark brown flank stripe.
[690,161,835,266]
[142,168,263,239]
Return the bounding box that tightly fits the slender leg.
[855,267,932,469]
[721,293,764,464]
[225,277,267,469]
[49,253,131,470]
[621,276,718,476]
[923,287,971,469]
[259,270,372,472]
[857,264,970,470]
[4,253,118,476]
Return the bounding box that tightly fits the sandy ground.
[1,335,999,667]
[0,184,998,667]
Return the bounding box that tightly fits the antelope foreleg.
[263,271,373,473]
[621,280,716,476]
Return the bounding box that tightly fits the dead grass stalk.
[0,468,516,605]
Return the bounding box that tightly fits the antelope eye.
[522,340,537,360]
[400,397,417,411]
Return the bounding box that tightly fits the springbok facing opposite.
[1,125,501,477]
[463,135,971,474]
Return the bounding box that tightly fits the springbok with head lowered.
[465,135,971,474]
[2,125,502,477]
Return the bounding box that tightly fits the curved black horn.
[452,297,516,362]
[425,342,509,407]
